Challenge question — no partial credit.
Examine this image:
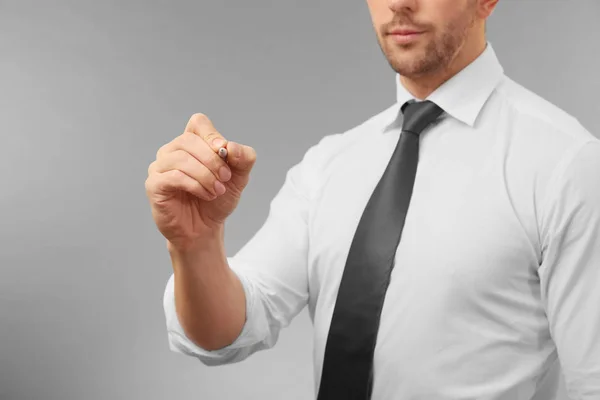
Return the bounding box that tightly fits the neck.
[400,32,487,100]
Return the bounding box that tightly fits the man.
[145,0,600,398]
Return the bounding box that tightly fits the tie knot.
[400,100,444,136]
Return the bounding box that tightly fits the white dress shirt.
[163,42,600,399]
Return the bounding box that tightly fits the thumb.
[225,141,257,175]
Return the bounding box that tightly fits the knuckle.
[174,149,191,164]
[156,139,174,159]
[147,161,156,176]
[144,175,153,191]
[170,169,187,183]
[145,174,160,195]
[190,112,209,125]
[166,170,188,191]
[179,130,195,144]
[156,145,166,159]
[205,133,224,149]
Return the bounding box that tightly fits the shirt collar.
[383,41,504,132]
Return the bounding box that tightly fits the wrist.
[167,226,226,267]
[167,225,225,254]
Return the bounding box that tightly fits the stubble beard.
[379,11,476,79]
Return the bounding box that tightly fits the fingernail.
[213,138,225,148]
[219,166,231,181]
[214,180,226,195]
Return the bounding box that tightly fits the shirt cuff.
[162,257,269,365]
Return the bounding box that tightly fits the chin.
[391,66,419,77]
[386,48,438,76]
[387,56,422,76]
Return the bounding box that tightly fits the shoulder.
[490,76,598,192]
[303,102,398,166]
[494,77,600,237]
[493,75,595,146]
[291,103,398,198]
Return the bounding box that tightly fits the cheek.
[367,1,389,21]
[425,0,464,30]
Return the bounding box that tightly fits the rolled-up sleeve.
[539,139,600,398]
[163,134,339,366]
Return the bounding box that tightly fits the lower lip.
[389,32,424,44]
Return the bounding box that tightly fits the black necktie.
[316,100,444,400]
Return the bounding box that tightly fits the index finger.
[185,113,228,152]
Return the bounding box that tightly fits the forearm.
[168,226,246,351]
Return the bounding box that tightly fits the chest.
[305,131,542,321]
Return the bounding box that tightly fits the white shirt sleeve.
[538,139,600,399]
[162,133,339,366]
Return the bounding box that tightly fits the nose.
[388,0,418,12]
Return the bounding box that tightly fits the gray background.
[1,1,599,399]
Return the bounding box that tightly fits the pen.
[218,147,228,159]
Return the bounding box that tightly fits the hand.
[145,113,257,250]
